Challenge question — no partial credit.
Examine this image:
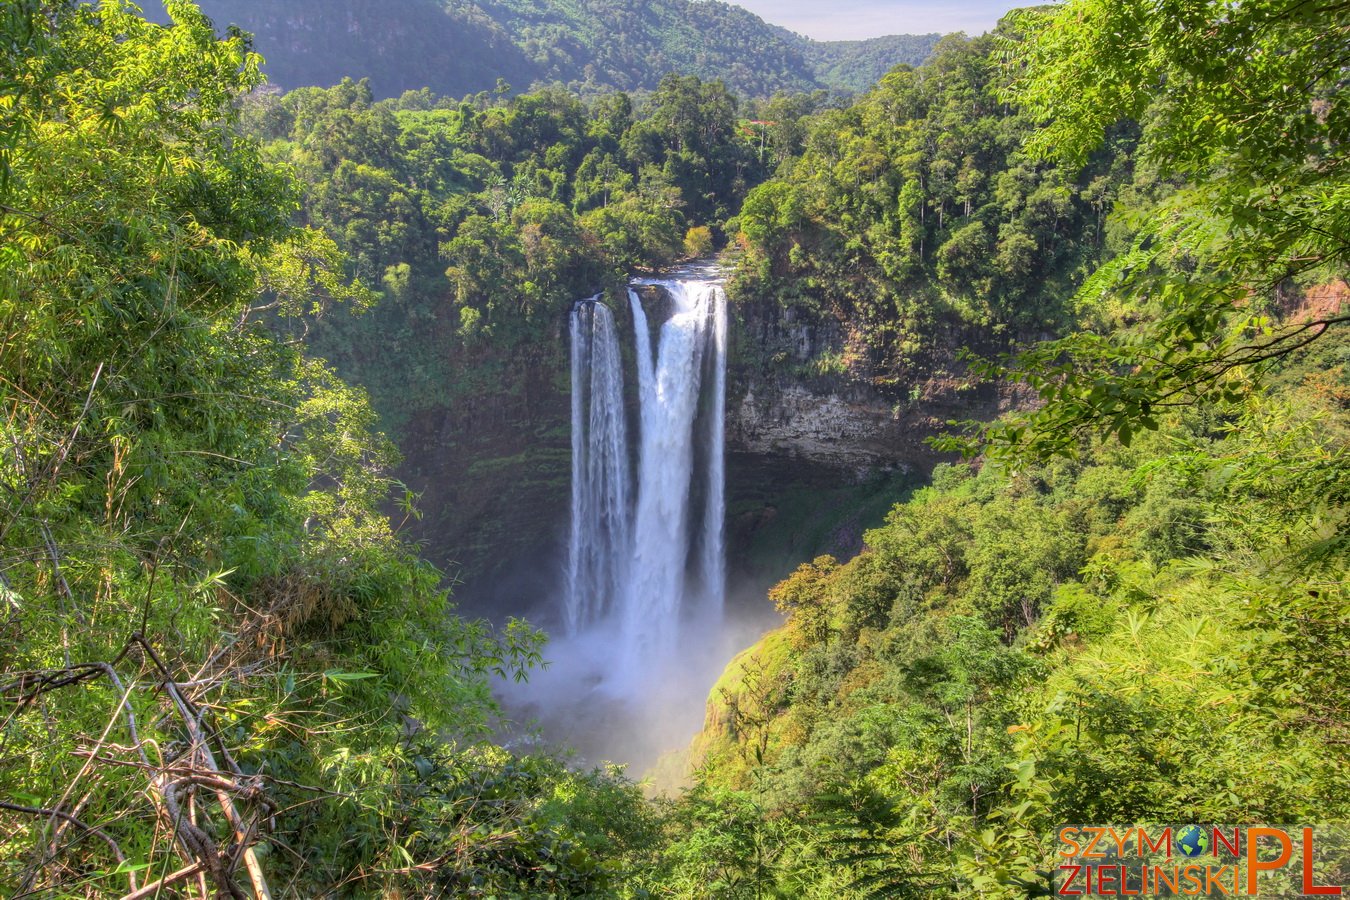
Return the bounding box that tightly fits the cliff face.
[726,299,1008,472]
[733,383,909,470]
[395,319,573,621]
[717,295,1017,593]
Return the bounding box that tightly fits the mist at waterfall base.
[497,266,770,775]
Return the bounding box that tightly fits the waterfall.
[565,273,727,688]
[564,298,631,634]
[620,280,711,672]
[699,285,727,622]
[566,300,587,634]
[629,289,655,415]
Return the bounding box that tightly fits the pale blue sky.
[731,0,1025,40]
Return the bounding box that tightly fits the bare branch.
[118,863,205,900]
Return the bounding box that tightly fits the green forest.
[1,0,1346,898]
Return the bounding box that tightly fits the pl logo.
[1055,825,1349,897]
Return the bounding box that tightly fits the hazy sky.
[731,0,1022,40]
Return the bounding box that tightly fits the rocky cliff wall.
[726,298,1011,471]
[718,294,1020,594]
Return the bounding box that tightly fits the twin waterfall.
[565,274,727,690]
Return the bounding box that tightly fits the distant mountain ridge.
[182,0,940,98]
[801,34,947,94]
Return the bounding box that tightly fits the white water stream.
[565,271,727,691]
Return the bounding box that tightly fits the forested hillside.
[2,0,1346,896]
[654,0,1350,893]
[0,4,653,896]
[182,0,939,99]
[171,0,541,102]
[801,34,949,95]
[652,335,1349,895]
[733,32,1133,391]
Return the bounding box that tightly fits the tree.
[0,4,558,894]
[623,74,758,224]
[942,0,1350,461]
[732,32,1114,382]
[685,224,715,258]
[769,555,839,648]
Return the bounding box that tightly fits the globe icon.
[1176,825,1209,858]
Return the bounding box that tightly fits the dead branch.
[159,773,246,900]
[132,633,274,900]
[1,634,276,899]
[118,862,205,900]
